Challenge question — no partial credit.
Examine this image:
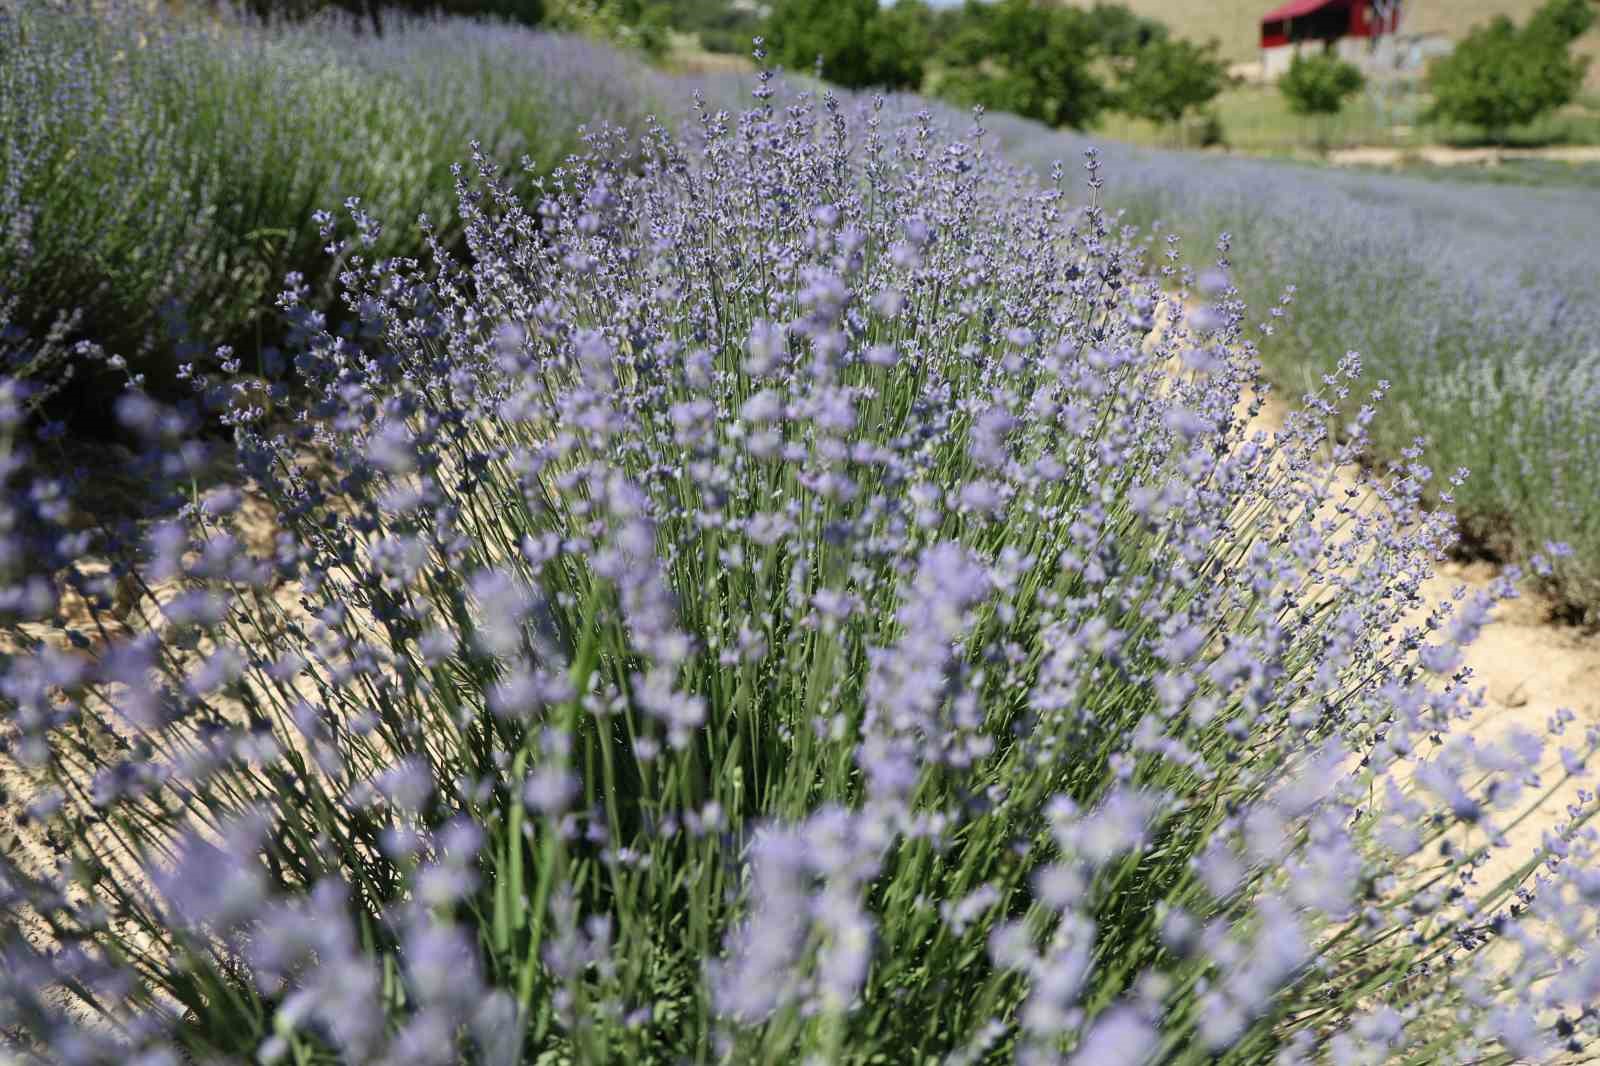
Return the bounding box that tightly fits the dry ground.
[1328,144,1600,167]
[1236,383,1600,891]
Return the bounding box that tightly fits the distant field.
[1057,0,1600,82]
[1094,84,1600,153]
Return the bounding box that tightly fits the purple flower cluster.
[978,107,1600,613]
[2,54,1598,1066]
[0,1,666,412]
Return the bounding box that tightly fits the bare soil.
[1245,388,1600,729]
[1240,386,1600,886]
[1328,144,1600,168]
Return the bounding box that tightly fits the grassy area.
[1374,157,1600,188]
[660,29,756,75]
[1093,82,1600,154]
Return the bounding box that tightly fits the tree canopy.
[934,0,1111,130]
[1278,51,1365,117]
[765,0,927,90]
[1116,37,1227,128]
[1426,0,1595,141]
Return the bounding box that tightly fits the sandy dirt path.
[1238,384,1600,889]
[1248,387,1600,730]
[1328,144,1600,168]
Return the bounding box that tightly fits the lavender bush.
[318,14,671,182]
[981,119,1600,615]
[0,1,660,408]
[672,73,1600,616]
[3,58,1599,1063]
[13,0,1597,618]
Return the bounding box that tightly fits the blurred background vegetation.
[189,0,1600,153]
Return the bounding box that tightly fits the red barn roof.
[1261,0,1400,49]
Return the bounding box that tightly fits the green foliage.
[764,0,927,90]
[936,0,1111,130]
[1278,51,1364,118]
[1082,1,1169,57]
[1192,107,1227,147]
[1526,0,1598,44]
[0,3,662,418]
[1116,37,1226,129]
[696,26,751,55]
[475,0,548,24]
[877,0,939,80]
[547,0,672,55]
[623,1,674,57]
[930,2,1202,132]
[658,0,763,55]
[1426,0,1594,142]
[1,12,462,401]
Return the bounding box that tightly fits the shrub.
[1277,51,1365,150]
[330,16,670,185]
[1082,1,1168,57]
[973,61,1600,614]
[239,0,548,29]
[936,0,1111,130]
[1115,37,1227,137]
[1018,129,1600,615]
[546,0,675,57]
[1277,51,1363,118]
[1192,108,1227,148]
[1527,0,1599,42]
[696,25,749,55]
[1426,0,1595,144]
[657,0,763,56]
[0,3,465,408]
[3,64,1598,1064]
[764,0,926,89]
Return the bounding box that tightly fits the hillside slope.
[1059,0,1599,74]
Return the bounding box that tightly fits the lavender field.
[901,106,1600,616]
[1032,134,1600,616]
[3,4,1600,1064]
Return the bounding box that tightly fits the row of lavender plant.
[10,0,1599,614]
[0,1,664,411]
[973,118,1600,616]
[667,74,1600,615]
[4,51,1599,1062]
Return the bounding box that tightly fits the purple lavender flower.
[1,35,1595,1066]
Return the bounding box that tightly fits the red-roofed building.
[1260,0,1403,76]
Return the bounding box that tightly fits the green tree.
[547,0,671,54]
[1426,0,1594,142]
[875,0,938,85]
[472,0,547,24]
[765,0,927,90]
[1083,1,1168,57]
[1527,0,1598,43]
[935,0,1110,130]
[1278,50,1364,149]
[1116,37,1227,140]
